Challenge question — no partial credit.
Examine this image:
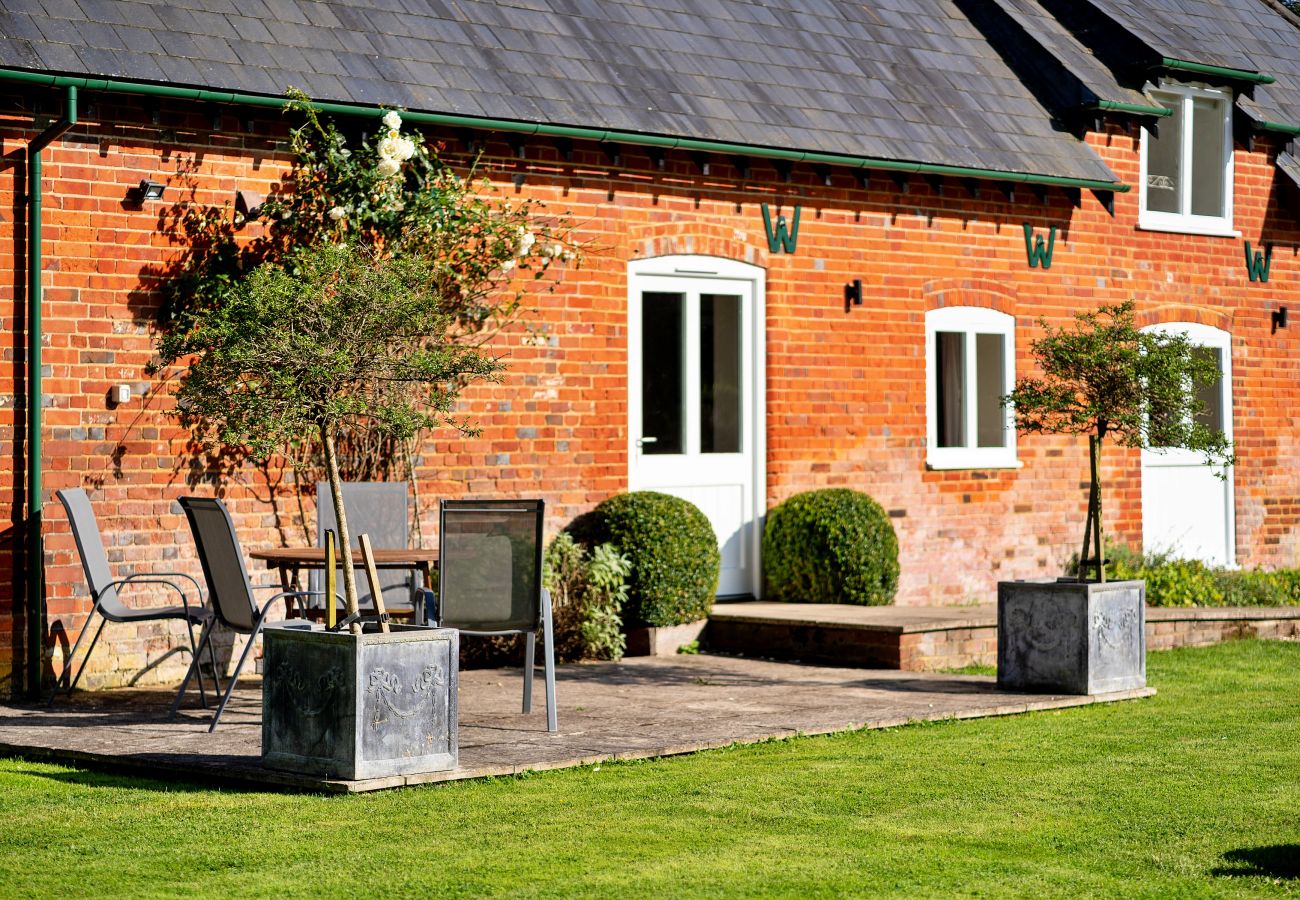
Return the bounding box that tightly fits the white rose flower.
[396,136,417,161]
[377,135,400,160]
[543,243,563,258]
[328,206,347,221]
[376,157,401,178]
[500,258,516,273]
[516,230,536,257]
[382,110,402,130]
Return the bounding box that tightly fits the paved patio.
[0,653,1154,793]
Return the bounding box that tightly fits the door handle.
[636,436,658,449]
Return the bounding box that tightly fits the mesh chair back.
[179,496,259,633]
[314,482,411,609]
[56,488,131,619]
[438,499,544,633]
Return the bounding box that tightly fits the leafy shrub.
[1140,557,1222,607]
[582,492,720,627]
[762,488,899,605]
[543,532,630,661]
[1073,541,1300,607]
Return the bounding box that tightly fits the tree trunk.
[321,425,362,633]
[1091,433,1105,583]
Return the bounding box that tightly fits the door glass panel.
[1193,346,1225,433]
[701,293,742,453]
[1190,97,1226,218]
[641,292,684,454]
[1146,94,1182,214]
[975,333,1006,448]
[935,332,965,448]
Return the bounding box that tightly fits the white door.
[1141,323,1235,566]
[628,257,765,597]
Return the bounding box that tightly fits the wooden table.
[249,547,439,619]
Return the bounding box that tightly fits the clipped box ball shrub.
[583,491,720,627]
[763,488,899,605]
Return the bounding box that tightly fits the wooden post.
[358,534,390,633]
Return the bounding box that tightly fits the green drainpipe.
[0,67,1129,193]
[1257,120,1300,136]
[24,84,77,698]
[1088,100,1172,118]
[1160,57,1275,85]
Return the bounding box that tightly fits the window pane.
[1193,346,1225,433]
[700,293,742,454]
[641,292,684,454]
[975,333,1007,448]
[1190,97,1226,218]
[935,332,965,448]
[1146,95,1182,214]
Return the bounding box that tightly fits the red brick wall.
[2,94,1298,691]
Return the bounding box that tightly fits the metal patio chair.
[170,496,323,732]
[434,498,556,732]
[315,481,414,616]
[54,488,215,701]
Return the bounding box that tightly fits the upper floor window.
[1140,84,1235,237]
[925,307,1017,469]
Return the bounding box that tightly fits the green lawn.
[1,640,1297,898]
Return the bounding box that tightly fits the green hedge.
[581,492,720,627]
[763,488,899,605]
[1096,544,1300,607]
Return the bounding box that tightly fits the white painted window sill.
[1137,217,1240,239]
[926,455,1024,471]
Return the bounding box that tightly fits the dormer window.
[1139,84,1236,237]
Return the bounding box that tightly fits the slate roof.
[986,0,1153,109]
[1278,148,1300,193]
[0,0,1120,183]
[1079,0,1300,127]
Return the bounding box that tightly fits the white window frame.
[1138,82,1237,238]
[1140,322,1234,466]
[925,306,1018,470]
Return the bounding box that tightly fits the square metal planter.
[262,624,458,780]
[997,579,1146,695]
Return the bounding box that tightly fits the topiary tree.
[583,492,720,627]
[762,488,899,605]
[1005,301,1233,583]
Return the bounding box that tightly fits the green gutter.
[24,84,77,698]
[1257,120,1300,136]
[1089,100,1172,118]
[0,67,1129,193]
[1160,57,1275,85]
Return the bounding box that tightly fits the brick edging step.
[706,602,1300,670]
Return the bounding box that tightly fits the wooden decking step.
[707,601,1300,671]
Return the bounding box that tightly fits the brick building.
[1,0,1298,694]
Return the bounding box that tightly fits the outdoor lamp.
[136,179,165,201]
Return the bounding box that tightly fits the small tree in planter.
[157,102,578,777]
[1005,301,1233,583]
[996,302,1232,694]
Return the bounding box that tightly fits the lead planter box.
[997,579,1146,695]
[262,624,458,780]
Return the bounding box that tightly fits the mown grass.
[1,640,1297,898]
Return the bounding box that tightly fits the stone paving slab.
[0,654,1154,794]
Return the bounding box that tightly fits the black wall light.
[1273,306,1288,334]
[844,279,863,313]
[130,179,166,202]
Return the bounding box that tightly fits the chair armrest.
[121,570,205,601]
[101,577,199,617]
